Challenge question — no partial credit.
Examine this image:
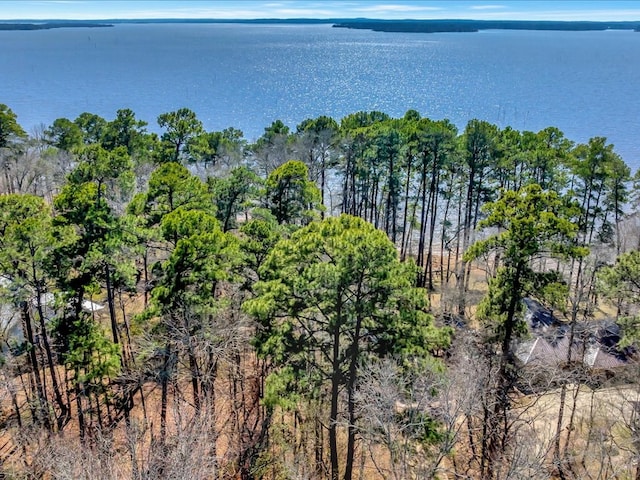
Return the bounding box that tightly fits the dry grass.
[1,254,637,479]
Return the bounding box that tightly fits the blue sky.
[2,1,640,21]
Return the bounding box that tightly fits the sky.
[2,0,640,21]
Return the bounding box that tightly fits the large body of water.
[1,23,639,168]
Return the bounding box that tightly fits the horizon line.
[2,17,640,22]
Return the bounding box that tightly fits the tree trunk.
[485,263,523,479]
[315,411,325,476]
[105,263,120,346]
[20,300,50,429]
[329,322,341,480]
[400,151,413,260]
[160,342,172,445]
[76,376,86,440]
[416,155,429,286]
[425,157,440,290]
[344,306,363,480]
[189,349,201,413]
[34,285,69,429]
[320,151,326,219]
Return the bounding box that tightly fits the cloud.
[161,2,441,20]
[130,8,266,19]
[470,5,506,10]
[272,8,336,17]
[354,4,442,13]
[465,8,640,20]
[4,0,640,21]
[111,6,335,20]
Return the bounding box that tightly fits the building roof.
[516,299,629,370]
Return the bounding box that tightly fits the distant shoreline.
[332,19,640,33]
[0,21,113,30]
[0,18,639,33]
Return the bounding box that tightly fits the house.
[0,277,105,351]
[515,298,630,372]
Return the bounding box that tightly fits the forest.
[332,19,640,33]
[0,103,639,479]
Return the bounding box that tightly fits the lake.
[1,23,639,168]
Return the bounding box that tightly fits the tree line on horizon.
[0,102,640,479]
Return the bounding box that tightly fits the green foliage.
[465,185,586,265]
[46,117,83,152]
[64,315,120,387]
[50,139,138,377]
[74,112,107,145]
[262,365,304,410]
[395,407,444,445]
[53,140,135,263]
[245,214,450,402]
[529,126,572,190]
[0,105,636,472]
[340,110,391,131]
[257,119,290,146]
[245,213,451,480]
[249,120,294,174]
[68,144,135,202]
[476,267,528,338]
[208,165,261,231]
[569,136,630,245]
[157,107,204,163]
[403,109,421,122]
[599,250,640,346]
[263,160,321,225]
[250,450,290,480]
[187,127,246,167]
[467,184,586,340]
[0,103,27,148]
[464,119,499,167]
[141,162,212,229]
[152,208,240,314]
[296,115,338,135]
[239,215,284,285]
[102,108,149,155]
[0,194,70,298]
[599,250,640,305]
[53,181,113,260]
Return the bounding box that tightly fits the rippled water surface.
[1,23,639,165]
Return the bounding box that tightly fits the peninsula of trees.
[0,21,113,30]
[2,18,640,32]
[332,19,640,33]
[0,103,639,479]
